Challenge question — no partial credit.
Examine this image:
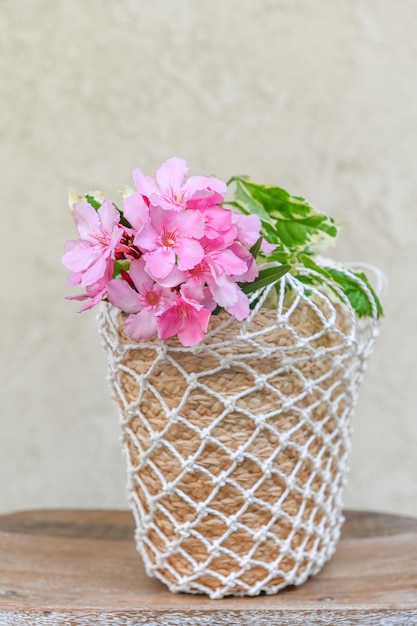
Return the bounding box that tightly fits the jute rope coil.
[98,261,381,598]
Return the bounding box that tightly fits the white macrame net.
[98,260,383,599]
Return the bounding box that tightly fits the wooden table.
[0,509,416,625]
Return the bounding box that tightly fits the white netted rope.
[98,260,382,599]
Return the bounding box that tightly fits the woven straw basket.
[98,263,381,599]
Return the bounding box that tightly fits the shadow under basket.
[98,271,380,599]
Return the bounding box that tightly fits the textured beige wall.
[1,0,416,516]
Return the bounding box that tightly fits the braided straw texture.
[98,262,381,599]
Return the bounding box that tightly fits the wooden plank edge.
[1,608,417,626]
[1,509,416,540]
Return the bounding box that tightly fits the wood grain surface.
[0,509,416,625]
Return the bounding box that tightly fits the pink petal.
[210,248,248,276]
[132,168,158,199]
[67,271,82,286]
[123,193,150,231]
[225,288,250,321]
[229,243,259,281]
[124,309,158,340]
[147,205,176,233]
[183,175,227,210]
[144,248,176,279]
[176,239,204,271]
[207,274,239,308]
[76,290,105,312]
[106,278,142,313]
[236,255,258,282]
[232,213,262,246]
[171,209,204,239]
[129,259,154,292]
[155,157,189,196]
[80,255,108,287]
[149,265,187,287]
[216,229,238,248]
[73,202,101,241]
[134,220,159,251]
[109,224,123,251]
[185,175,227,196]
[66,292,88,302]
[157,304,183,339]
[200,207,233,239]
[66,290,102,312]
[67,261,113,295]
[158,286,177,308]
[62,240,95,273]
[260,239,277,253]
[147,196,180,212]
[98,199,121,234]
[63,239,78,253]
[200,288,217,312]
[178,307,211,346]
[157,293,211,345]
[187,192,224,211]
[181,278,205,303]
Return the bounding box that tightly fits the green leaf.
[326,268,383,319]
[249,236,263,259]
[234,179,275,225]
[238,180,312,219]
[226,175,382,320]
[85,194,101,210]
[120,215,132,228]
[112,259,130,278]
[299,253,333,280]
[275,215,337,248]
[267,247,294,265]
[297,255,383,318]
[230,177,338,253]
[240,265,291,294]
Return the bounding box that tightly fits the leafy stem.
[226,177,383,319]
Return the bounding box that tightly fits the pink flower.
[66,264,113,312]
[62,160,267,343]
[232,213,262,246]
[201,239,254,319]
[180,261,211,301]
[231,212,276,253]
[260,239,277,253]
[134,205,205,279]
[62,199,122,287]
[106,259,174,340]
[157,287,211,346]
[122,192,149,231]
[133,157,227,212]
[203,238,249,278]
[180,240,254,321]
[207,272,250,320]
[228,243,259,282]
[200,206,237,243]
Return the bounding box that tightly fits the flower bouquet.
[63,158,383,598]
